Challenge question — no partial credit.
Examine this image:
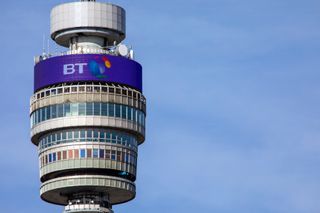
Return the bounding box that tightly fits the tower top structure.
[51,0,126,48]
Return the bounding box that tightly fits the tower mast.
[30,1,146,213]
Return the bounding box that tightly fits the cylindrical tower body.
[30,1,146,213]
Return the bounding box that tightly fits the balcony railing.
[64,204,113,213]
[35,46,134,64]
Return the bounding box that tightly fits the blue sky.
[0,0,320,212]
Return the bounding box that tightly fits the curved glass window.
[40,148,137,167]
[39,129,138,151]
[31,102,145,127]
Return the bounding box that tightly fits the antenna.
[47,38,50,55]
[42,34,46,56]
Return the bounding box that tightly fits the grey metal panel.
[51,2,126,46]
[40,175,135,205]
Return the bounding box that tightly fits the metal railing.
[64,204,113,213]
[35,46,134,64]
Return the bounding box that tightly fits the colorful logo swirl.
[88,56,112,79]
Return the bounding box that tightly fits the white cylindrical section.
[51,2,126,47]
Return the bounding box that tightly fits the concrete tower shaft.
[30,1,146,213]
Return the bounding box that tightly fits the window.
[94,87,100,92]
[102,87,108,92]
[70,103,78,116]
[87,130,92,139]
[122,105,127,119]
[116,88,121,95]
[38,130,138,151]
[79,86,85,92]
[105,150,110,159]
[51,105,57,118]
[80,130,86,142]
[100,131,105,140]
[117,151,121,161]
[111,150,116,160]
[101,103,108,116]
[64,87,70,93]
[133,109,137,122]
[99,149,105,158]
[62,132,67,140]
[35,111,38,124]
[52,153,56,162]
[93,130,99,141]
[74,150,79,159]
[68,150,73,159]
[128,108,132,120]
[112,134,117,144]
[86,86,93,92]
[87,149,92,158]
[94,102,100,115]
[122,152,126,162]
[74,131,79,140]
[115,105,121,118]
[124,153,128,163]
[79,103,86,115]
[106,132,111,143]
[31,102,144,128]
[67,131,73,141]
[80,149,86,158]
[46,106,51,120]
[93,149,99,158]
[109,104,114,117]
[64,103,71,116]
[63,151,67,159]
[86,103,93,115]
[57,104,63,117]
[41,108,46,122]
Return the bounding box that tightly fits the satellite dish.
[117,44,129,57]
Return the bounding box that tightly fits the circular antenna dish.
[117,44,129,57]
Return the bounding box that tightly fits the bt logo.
[63,63,87,75]
[88,56,111,79]
[63,56,112,79]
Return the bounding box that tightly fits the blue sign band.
[34,54,143,92]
